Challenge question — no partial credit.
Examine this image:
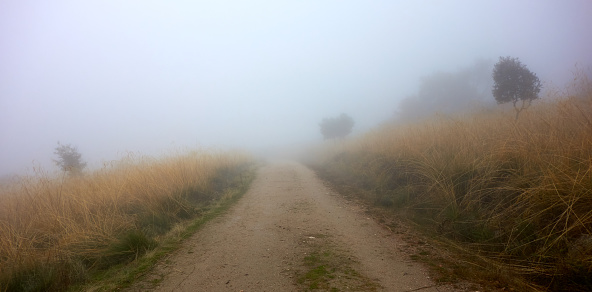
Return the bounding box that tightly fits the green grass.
[298,250,339,291]
[295,236,380,292]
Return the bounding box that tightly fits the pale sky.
[1,0,591,175]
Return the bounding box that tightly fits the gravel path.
[128,161,465,291]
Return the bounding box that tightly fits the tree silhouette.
[53,142,87,176]
[319,113,354,140]
[492,56,542,120]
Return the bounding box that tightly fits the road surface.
[129,161,467,291]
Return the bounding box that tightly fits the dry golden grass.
[0,150,253,291]
[312,75,592,290]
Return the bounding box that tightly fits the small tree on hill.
[319,113,354,140]
[492,56,542,120]
[53,142,87,176]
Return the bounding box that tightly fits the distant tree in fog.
[319,113,354,140]
[396,59,494,123]
[492,56,542,120]
[53,142,86,176]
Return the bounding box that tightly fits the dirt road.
[130,161,466,291]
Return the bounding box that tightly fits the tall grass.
[312,77,592,290]
[0,150,253,291]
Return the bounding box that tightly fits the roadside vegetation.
[309,75,592,291]
[0,150,255,291]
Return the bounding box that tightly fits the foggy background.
[1,1,591,176]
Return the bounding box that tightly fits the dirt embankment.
[128,161,471,291]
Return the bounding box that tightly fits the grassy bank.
[0,150,254,291]
[310,82,592,290]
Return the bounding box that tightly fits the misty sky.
[1,1,591,176]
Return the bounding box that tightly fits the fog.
[1,1,591,176]
[396,59,495,123]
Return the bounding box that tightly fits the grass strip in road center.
[295,234,380,292]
